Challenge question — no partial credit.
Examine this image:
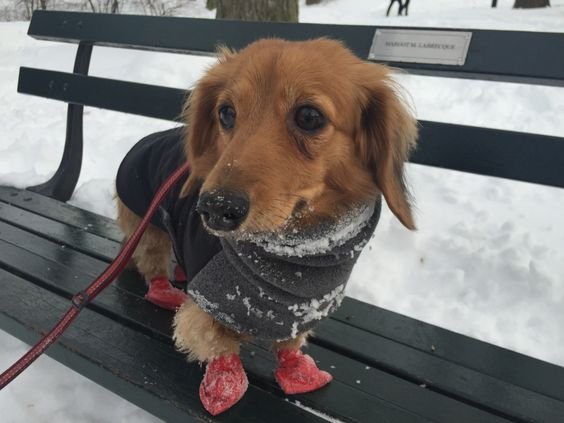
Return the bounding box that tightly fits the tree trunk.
[305,0,322,5]
[87,0,97,13]
[22,0,32,19]
[514,0,550,8]
[216,0,299,22]
[206,0,217,10]
[111,0,119,13]
[491,0,498,7]
[40,0,47,10]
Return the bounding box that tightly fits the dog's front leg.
[273,333,332,394]
[116,198,187,310]
[173,298,247,415]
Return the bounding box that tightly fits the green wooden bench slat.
[0,237,173,341]
[18,67,186,122]
[303,344,510,423]
[412,121,564,189]
[0,186,122,242]
[0,201,552,422]
[27,10,374,59]
[0,234,498,422]
[0,219,110,277]
[0,268,334,423]
[0,199,118,262]
[315,321,564,423]
[16,67,564,187]
[335,298,564,403]
[28,11,564,87]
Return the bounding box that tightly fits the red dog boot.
[275,349,332,395]
[200,354,249,416]
[145,276,187,311]
[174,264,187,283]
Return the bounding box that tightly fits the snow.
[1,0,564,421]
[187,288,236,326]
[288,284,347,326]
[289,399,345,423]
[250,201,374,257]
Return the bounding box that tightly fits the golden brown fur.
[116,199,171,279]
[181,38,417,232]
[116,38,418,363]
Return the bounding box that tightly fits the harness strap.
[0,162,190,390]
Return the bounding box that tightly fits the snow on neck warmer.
[187,197,382,341]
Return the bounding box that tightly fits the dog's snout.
[196,190,249,232]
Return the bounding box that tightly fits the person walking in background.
[387,0,410,16]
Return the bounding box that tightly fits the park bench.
[1,10,564,422]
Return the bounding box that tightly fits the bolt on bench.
[1,10,564,422]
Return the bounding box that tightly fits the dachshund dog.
[115,38,417,415]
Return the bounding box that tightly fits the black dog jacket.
[116,127,381,340]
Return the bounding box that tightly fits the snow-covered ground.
[1,0,563,421]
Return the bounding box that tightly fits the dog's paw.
[275,349,332,395]
[200,354,248,415]
[145,277,187,310]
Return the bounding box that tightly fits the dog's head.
[181,38,417,238]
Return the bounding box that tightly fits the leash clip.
[71,290,90,310]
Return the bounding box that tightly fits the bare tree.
[18,0,37,19]
[216,0,299,22]
[141,0,182,16]
[85,0,122,13]
[514,0,550,7]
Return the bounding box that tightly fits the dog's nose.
[196,190,249,232]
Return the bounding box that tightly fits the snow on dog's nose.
[197,190,249,232]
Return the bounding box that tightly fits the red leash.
[0,162,190,390]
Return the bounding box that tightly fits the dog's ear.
[180,49,234,197]
[356,64,418,230]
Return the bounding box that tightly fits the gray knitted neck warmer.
[187,197,382,340]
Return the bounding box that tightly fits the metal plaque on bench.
[369,29,472,66]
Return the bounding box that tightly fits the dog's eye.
[219,105,236,130]
[295,106,325,132]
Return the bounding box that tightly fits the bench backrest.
[18,10,564,201]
